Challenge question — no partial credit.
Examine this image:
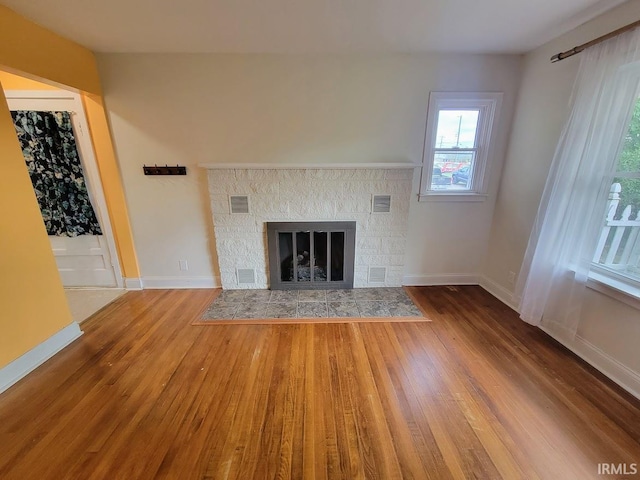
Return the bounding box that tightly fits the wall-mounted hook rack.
[143,164,187,176]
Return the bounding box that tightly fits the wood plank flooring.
[0,286,638,479]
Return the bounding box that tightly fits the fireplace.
[267,221,356,290]
[203,163,416,290]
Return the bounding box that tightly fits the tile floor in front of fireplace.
[201,288,423,320]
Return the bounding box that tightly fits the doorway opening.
[2,73,125,322]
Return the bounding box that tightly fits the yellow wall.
[0,6,100,94]
[0,6,140,369]
[82,93,140,275]
[0,88,73,367]
[0,71,59,90]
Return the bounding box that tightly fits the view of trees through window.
[616,99,640,215]
[592,99,640,281]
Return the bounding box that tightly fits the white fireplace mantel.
[199,162,420,170]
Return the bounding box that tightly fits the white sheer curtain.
[516,28,640,336]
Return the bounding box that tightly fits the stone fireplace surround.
[203,163,416,290]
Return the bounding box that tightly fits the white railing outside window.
[593,183,640,284]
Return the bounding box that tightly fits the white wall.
[97,53,522,288]
[483,1,640,395]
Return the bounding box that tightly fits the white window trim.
[587,267,640,311]
[419,92,503,202]
[564,264,640,310]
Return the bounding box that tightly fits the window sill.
[418,193,488,202]
[587,270,640,311]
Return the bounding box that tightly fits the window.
[419,92,502,201]
[591,97,640,295]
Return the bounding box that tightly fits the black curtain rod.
[551,18,640,63]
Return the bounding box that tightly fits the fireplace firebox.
[267,221,356,290]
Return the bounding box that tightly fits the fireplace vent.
[237,268,256,284]
[229,195,250,214]
[368,266,387,283]
[372,195,391,213]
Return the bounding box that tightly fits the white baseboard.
[141,276,220,289]
[574,336,640,400]
[124,277,143,290]
[480,276,640,399]
[402,273,479,286]
[0,322,83,395]
[540,325,640,400]
[479,275,519,311]
[411,273,640,400]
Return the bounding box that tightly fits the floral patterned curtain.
[11,110,102,237]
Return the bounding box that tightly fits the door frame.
[5,89,124,288]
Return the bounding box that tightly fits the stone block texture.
[207,168,414,289]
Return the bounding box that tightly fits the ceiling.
[0,0,627,54]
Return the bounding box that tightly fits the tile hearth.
[201,288,423,320]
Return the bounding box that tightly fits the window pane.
[431,151,475,191]
[593,178,640,282]
[435,110,479,149]
[617,99,640,173]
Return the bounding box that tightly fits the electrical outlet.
[179,260,188,271]
[507,271,516,284]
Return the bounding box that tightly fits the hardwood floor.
[0,286,639,479]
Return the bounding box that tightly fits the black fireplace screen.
[267,221,356,290]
